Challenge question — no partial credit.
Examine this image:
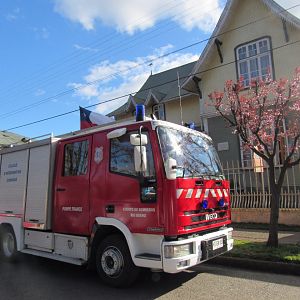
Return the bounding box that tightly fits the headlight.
[164,243,193,258]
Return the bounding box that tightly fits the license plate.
[212,238,223,250]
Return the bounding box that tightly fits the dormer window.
[235,37,274,86]
[153,104,165,120]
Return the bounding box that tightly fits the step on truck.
[0,110,233,287]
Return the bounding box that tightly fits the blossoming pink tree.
[209,68,300,247]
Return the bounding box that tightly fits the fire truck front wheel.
[96,234,140,287]
[0,226,17,262]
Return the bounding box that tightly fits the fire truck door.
[106,129,162,233]
[53,136,92,235]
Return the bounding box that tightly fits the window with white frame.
[235,37,273,86]
[153,104,165,120]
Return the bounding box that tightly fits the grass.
[224,239,300,264]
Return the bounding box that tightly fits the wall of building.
[113,95,200,126]
[207,116,240,163]
[164,95,200,125]
[200,0,300,117]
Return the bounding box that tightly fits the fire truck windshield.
[157,126,223,178]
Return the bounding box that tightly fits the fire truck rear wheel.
[96,234,140,287]
[0,227,17,261]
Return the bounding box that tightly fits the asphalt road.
[0,254,299,300]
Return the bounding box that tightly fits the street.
[0,254,299,300]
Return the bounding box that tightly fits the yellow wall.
[201,0,300,116]
[115,95,200,126]
[164,95,200,125]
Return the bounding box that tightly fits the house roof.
[0,131,25,148]
[108,61,196,117]
[182,0,300,92]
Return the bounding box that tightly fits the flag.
[79,106,114,129]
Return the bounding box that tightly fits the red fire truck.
[0,115,233,287]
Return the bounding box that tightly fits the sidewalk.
[233,228,300,244]
[206,228,300,276]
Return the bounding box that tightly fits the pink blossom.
[209,67,300,164]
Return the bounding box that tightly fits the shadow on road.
[0,254,198,300]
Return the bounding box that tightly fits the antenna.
[177,71,183,125]
[149,63,153,75]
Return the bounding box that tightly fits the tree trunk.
[267,165,280,247]
[267,190,280,247]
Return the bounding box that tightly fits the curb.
[205,256,300,276]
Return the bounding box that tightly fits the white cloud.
[53,0,223,34]
[74,44,99,52]
[70,83,99,99]
[70,45,198,114]
[34,89,46,96]
[32,27,50,39]
[5,7,20,22]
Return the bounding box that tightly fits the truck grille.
[184,218,229,230]
[190,211,227,222]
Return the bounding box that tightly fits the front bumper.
[162,227,233,273]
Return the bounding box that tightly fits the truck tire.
[95,234,140,288]
[0,227,17,261]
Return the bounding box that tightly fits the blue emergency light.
[136,104,145,121]
[189,122,195,129]
[184,122,195,129]
[201,199,208,209]
[218,198,225,207]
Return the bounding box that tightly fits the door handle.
[56,188,66,192]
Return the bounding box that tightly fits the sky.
[0,0,299,138]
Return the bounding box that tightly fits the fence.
[222,161,300,209]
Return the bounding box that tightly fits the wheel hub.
[101,246,124,277]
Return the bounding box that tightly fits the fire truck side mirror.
[130,133,148,146]
[165,158,177,180]
[134,146,147,172]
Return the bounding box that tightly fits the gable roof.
[182,0,300,92]
[0,131,26,148]
[108,61,196,117]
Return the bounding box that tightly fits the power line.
[0,0,217,100]
[1,3,299,120]
[4,38,300,132]
[0,0,180,95]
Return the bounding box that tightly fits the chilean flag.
[80,106,114,129]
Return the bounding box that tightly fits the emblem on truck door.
[94,147,103,164]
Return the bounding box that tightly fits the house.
[108,61,203,129]
[0,131,26,149]
[183,0,300,167]
[181,0,300,222]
